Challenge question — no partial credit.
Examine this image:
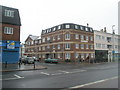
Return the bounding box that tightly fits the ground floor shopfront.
[0,40,20,63]
[95,50,119,63]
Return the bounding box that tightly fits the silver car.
[23,57,35,64]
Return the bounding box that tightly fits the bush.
[65,59,71,62]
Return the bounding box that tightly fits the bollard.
[18,62,21,68]
[34,60,35,70]
[5,61,7,68]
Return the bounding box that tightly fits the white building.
[19,43,26,58]
[94,29,118,62]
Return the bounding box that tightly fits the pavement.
[1,62,47,72]
[0,61,116,72]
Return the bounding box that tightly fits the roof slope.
[0,5,21,26]
[25,35,39,42]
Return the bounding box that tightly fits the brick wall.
[2,24,20,41]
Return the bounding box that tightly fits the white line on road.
[51,73,62,75]
[0,77,24,81]
[59,70,70,74]
[0,74,24,81]
[14,74,24,78]
[69,76,118,89]
[70,70,86,73]
[40,72,50,75]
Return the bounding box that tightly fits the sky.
[0,0,119,43]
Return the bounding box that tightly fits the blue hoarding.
[1,40,20,63]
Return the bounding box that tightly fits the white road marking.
[40,72,50,75]
[0,74,24,81]
[51,73,62,75]
[59,70,70,74]
[14,74,24,78]
[69,76,118,89]
[51,69,86,75]
[70,70,86,73]
[0,77,23,81]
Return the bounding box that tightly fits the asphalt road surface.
[1,62,119,89]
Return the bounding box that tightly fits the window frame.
[53,27,56,31]
[65,33,70,40]
[81,35,84,40]
[75,34,79,39]
[4,27,13,34]
[58,25,61,30]
[58,53,61,58]
[80,26,84,30]
[85,27,89,31]
[86,36,89,41]
[81,44,84,49]
[75,25,78,29]
[5,9,14,17]
[65,24,70,29]
[65,43,70,50]
[75,53,79,58]
[58,35,60,40]
[75,44,79,49]
[65,53,70,59]
[58,44,60,49]
[42,38,45,43]
[86,44,89,49]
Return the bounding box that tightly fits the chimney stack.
[104,27,107,32]
[87,23,89,27]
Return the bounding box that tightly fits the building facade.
[40,23,95,63]
[19,43,25,58]
[94,29,119,62]
[24,35,41,60]
[0,5,21,63]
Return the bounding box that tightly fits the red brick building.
[24,35,41,59]
[0,5,21,63]
[40,23,94,63]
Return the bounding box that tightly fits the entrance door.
[53,53,55,59]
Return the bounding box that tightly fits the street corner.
[0,64,47,72]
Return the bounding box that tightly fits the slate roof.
[0,5,21,26]
[41,23,94,35]
[29,35,39,40]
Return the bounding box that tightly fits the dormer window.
[65,25,70,29]
[43,30,46,34]
[80,26,84,30]
[75,25,78,29]
[5,9,14,17]
[49,29,51,32]
[90,28,93,32]
[85,27,89,31]
[46,29,49,33]
[58,25,61,30]
[53,27,56,31]
[45,30,47,33]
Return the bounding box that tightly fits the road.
[1,62,119,89]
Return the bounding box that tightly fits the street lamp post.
[112,25,115,62]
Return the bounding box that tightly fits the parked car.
[33,57,39,61]
[44,58,58,64]
[22,57,35,64]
